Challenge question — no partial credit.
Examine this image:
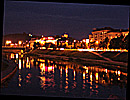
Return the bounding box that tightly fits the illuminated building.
[81,38,89,49]
[5,40,11,46]
[89,27,129,49]
[89,27,113,45]
[61,32,69,38]
[29,38,36,49]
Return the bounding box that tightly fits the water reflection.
[2,53,127,98]
[26,57,30,69]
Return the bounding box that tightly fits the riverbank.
[1,57,17,84]
[26,49,128,71]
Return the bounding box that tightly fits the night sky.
[3,0,129,40]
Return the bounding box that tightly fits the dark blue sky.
[3,0,129,40]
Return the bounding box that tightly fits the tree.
[123,33,129,50]
[99,37,109,49]
[33,42,40,49]
[109,34,125,49]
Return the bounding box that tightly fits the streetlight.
[95,40,99,45]
[18,41,22,46]
[95,40,99,50]
[5,40,11,46]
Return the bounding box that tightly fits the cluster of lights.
[5,40,23,46]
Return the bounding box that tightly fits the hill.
[2,32,40,45]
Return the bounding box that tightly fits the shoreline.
[26,49,128,72]
[1,60,17,83]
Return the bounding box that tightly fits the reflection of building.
[29,38,36,49]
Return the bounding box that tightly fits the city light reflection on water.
[1,53,127,99]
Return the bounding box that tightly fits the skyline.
[3,0,129,40]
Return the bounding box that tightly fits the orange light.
[26,44,29,47]
[48,36,54,40]
[19,59,21,70]
[10,43,14,46]
[6,40,11,44]
[60,48,64,50]
[83,39,86,42]
[86,39,89,44]
[83,72,85,79]
[96,72,98,81]
[11,53,14,58]
[74,40,76,42]
[90,72,92,82]
[95,41,99,45]
[118,70,121,76]
[18,41,22,45]
[39,59,45,62]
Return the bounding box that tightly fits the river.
[1,53,127,99]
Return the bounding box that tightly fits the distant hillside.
[2,32,31,45]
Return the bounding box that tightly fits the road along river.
[1,53,127,99]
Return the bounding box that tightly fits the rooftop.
[92,27,113,32]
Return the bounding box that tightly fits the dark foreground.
[1,53,127,99]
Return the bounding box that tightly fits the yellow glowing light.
[83,39,86,42]
[23,59,25,68]
[74,70,76,77]
[16,54,18,58]
[118,70,121,76]
[19,52,21,55]
[86,68,88,73]
[26,44,29,47]
[21,54,23,58]
[86,39,89,44]
[21,50,23,53]
[6,40,11,44]
[60,48,64,50]
[96,72,98,81]
[66,67,68,77]
[95,41,99,45]
[83,72,85,79]
[48,36,54,40]
[111,49,115,51]
[39,40,45,45]
[39,59,45,62]
[90,39,93,42]
[48,48,53,50]
[48,66,53,72]
[19,59,21,70]
[105,69,107,73]
[26,57,30,69]
[11,53,14,59]
[18,41,22,45]
[10,43,14,46]
[90,72,92,82]
[60,67,62,75]
[64,34,68,38]
[39,47,46,49]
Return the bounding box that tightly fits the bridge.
[2,46,26,54]
[2,46,25,49]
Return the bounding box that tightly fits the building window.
[100,32,103,35]
[95,35,97,38]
